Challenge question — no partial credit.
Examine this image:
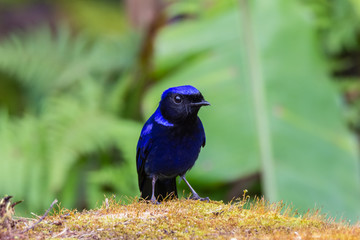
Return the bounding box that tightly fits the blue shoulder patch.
[154,109,174,127]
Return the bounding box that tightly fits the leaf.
[252,0,360,221]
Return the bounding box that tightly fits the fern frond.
[0,93,141,213]
[0,24,142,214]
[0,25,139,102]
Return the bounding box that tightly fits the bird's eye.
[174,95,182,104]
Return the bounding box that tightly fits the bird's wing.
[136,118,179,200]
[136,122,153,172]
[136,120,153,188]
[198,118,206,147]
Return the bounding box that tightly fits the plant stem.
[238,0,277,201]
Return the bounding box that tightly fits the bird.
[136,85,210,204]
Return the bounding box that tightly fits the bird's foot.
[189,194,209,202]
[150,197,160,205]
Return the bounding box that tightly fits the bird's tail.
[140,177,178,201]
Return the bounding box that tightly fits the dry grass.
[2,194,360,239]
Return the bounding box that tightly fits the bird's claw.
[150,198,160,205]
[189,195,209,202]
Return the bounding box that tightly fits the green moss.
[3,196,360,239]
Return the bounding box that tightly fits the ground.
[1,195,360,239]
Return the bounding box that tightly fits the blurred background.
[0,0,360,222]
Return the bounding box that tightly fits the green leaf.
[252,0,360,221]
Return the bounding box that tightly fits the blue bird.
[136,85,210,204]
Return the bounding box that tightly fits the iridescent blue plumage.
[136,85,210,203]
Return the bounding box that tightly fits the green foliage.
[0,26,138,108]
[0,25,141,215]
[59,0,129,37]
[304,0,360,54]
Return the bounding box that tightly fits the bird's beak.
[191,100,210,107]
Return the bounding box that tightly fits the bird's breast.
[145,124,203,178]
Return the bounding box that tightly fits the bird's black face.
[160,92,210,124]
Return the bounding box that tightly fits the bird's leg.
[181,175,209,202]
[150,175,159,204]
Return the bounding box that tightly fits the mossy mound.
[2,196,360,239]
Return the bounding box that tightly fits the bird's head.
[159,85,210,123]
